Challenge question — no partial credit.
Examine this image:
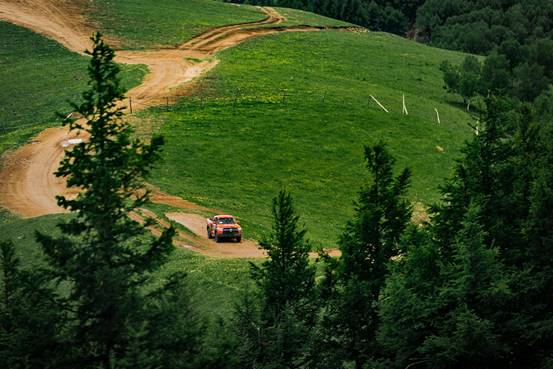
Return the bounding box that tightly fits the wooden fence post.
[370,95,389,113]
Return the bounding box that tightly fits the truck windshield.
[218,218,235,225]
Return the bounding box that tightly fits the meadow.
[149,30,474,246]
[1,0,475,315]
[0,2,365,319]
[0,21,145,153]
[88,0,265,50]
[256,6,351,28]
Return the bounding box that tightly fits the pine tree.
[378,98,550,369]
[35,33,177,368]
[430,98,525,257]
[252,190,315,319]
[420,205,509,369]
[318,142,411,369]
[379,205,511,369]
[513,119,553,369]
[0,241,67,368]
[235,190,316,369]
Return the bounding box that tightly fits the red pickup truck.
[206,215,242,243]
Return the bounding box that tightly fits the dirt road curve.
[0,0,95,51]
[0,1,333,257]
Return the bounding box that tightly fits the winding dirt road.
[0,0,336,257]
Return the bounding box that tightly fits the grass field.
[0,2,478,323]
[0,213,254,320]
[148,30,474,247]
[87,0,353,50]
[0,21,146,154]
[88,0,265,50]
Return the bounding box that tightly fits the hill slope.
[0,1,476,317]
[0,21,145,152]
[149,30,473,246]
[1,1,473,248]
[88,0,265,49]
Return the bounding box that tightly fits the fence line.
[2,86,457,134]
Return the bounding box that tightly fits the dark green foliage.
[440,56,482,111]
[339,143,412,286]
[513,62,548,102]
[119,273,205,369]
[534,86,553,123]
[429,1,553,104]
[379,96,553,369]
[421,205,509,368]
[314,142,411,369]
[417,0,553,55]
[518,118,553,367]
[480,53,511,95]
[441,48,552,107]
[32,33,204,368]
[0,241,67,369]
[252,190,315,318]
[233,190,316,369]
[380,205,510,369]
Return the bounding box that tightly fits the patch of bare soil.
[0,0,93,53]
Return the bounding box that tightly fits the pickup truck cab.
[207,215,242,243]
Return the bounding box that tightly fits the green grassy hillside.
[0,2,477,320]
[149,30,474,246]
[273,7,351,27]
[88,0,352,50]
[1,4,475,245]
[0,22,145,153]
[88,0,265,49]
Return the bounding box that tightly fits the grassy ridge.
[150,31,473,246]
[0,22,146,153]
[273,7,352,27]
[88,0,265,50]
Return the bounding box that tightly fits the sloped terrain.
[150,30,474,246]
[1,0,473,251]
[0,0,356,255]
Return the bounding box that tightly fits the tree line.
[225,0,425,35]
[226,0,553,55]
[435,1,553,109]
[1,34,552,368]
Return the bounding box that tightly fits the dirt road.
[0,1,336,257]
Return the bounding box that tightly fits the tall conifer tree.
[235,190,315,369]
[36,33,176,368]
[316,142,411,369]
